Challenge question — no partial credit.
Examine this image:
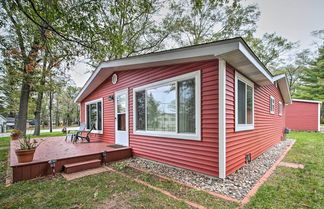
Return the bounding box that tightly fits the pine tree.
[295,47,324,102]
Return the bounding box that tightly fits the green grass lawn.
[110,163,239,209]
[0,131,322,208]
[0,132,193,208]
[245,131,324,209]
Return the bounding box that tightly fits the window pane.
[90,103,97,129]
[246,85,253,124]
[117,94,126,113]
[147,84,176,132]
[270,97,274,112]
[136,91,146,130]
[178,79,195,133]
[237,80,246,124]
[97,102,102,130]
[118,114,126,131]
[86,104,90,129]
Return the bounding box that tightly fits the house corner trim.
[218,59,226,179]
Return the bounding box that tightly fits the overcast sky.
[70,0,324,87]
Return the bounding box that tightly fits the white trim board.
[292,99,323,104]
[218,59,226,179]
[318,103,321,132]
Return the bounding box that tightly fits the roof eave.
[74,38,274,103]
[276,75,292,105]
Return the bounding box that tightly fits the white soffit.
[75,38,274,103]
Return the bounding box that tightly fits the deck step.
[63,159,102,174]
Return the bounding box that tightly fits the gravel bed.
[120,139,293,200]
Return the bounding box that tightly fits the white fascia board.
[99,43,238,68]
[272,74,286,81]
[74,62,107,103]
[292,99,323,104]
[238,42,273,83]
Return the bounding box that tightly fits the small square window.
[278,101,283,116]
[270,96,275,114]
[235,72,254,132]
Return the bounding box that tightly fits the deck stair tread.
[63,159,102,174]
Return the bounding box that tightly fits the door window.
[117,94,126,131]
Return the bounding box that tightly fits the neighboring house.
[0,115,7,133]
[286,99,322,132]
[75,37,291,178]
[6,117,15,129]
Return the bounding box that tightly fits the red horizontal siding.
[286,101,319,131]
[80,60,219,176]
[225,64,285,176]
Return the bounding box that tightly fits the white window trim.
[235,72,254,132]
[270,96,275,114]
[318,103,321,132]
[85,98,103,134]
[278,101,282,116]
[133,70,201,141]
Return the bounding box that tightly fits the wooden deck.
[10,137,132,182]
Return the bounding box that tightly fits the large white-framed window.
[270,96,275,114]
[278,101,283,116]
[133,71,201,141]
[235,72,254,132]
[85,98,103,134]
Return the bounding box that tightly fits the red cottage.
[286,99,322,132]
[75,38,291,178]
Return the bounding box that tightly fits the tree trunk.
[15,82,30,134]
[33,91,43,135]
[55,100,59,127]
[49,91,53,132]
[34,52,48,135]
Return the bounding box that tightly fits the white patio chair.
[65,123,87,142]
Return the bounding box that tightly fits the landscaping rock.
[121,139,293,200]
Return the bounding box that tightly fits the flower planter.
[11,135,19,140]
[15,149,36,163]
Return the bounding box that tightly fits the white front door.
[115,89,129,146]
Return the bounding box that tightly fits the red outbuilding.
[286,99,322,132]
[75,38,291,178]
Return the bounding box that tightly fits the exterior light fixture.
[108,95,114,101]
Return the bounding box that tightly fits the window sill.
[133,131,201,141]
[235,125,254,132]
[270,111,275,115]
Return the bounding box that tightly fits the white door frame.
[115,88,129,146]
